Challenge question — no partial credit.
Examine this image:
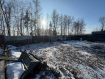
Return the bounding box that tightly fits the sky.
[39,0,105,34]
[8,0,105,34]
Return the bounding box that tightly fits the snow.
[44,74,57,79]
[8,50,22,58]
[34,74,40,79]
[6,45,13,48]
[17,41,105,79]
[78,51,91,56]
[6,45,24,79]
[7,45,22,58]
[6,62,25,79]
[0,49,4,55]
[7,45,17,50]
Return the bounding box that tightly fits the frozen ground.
[18,41,105,79]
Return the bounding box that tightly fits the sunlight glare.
[42,20,46,25]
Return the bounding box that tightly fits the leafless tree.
[0,0,6,35]
[29,2,34,36]
[59,14,63,36]
[52,9,59,36]
[79,19,86,34]
[49,21,53,36]
[24,10,30,35]
[63,15,68,35]
[0,0,12,36]
[33,0,42,36]
[0,4,4,35]
[72,19,85,35]
[67,16,74,35]
[99,17,105,31]
[0,0,18,36]
[20,8,24,36]
[37,15,41,36]
[0,0,86,36]
[46,13,49,36]
[73,21,77,35]
[12,0,20,36]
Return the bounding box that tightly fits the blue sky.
[39,0,105,34]
[10,0,105,34]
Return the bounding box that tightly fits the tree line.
[0,0,86,36]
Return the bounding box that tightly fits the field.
[17,41,105,79]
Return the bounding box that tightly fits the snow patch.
[6,62,25,79]
[7,45,22,58]
[8,50,22,58]
[0,49,4,55]
[7,45,17,50]
[78,51,91,56]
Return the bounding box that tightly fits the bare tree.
[29,2,34,36]
[59,14,63,36]
[72,19,85,35]
[0,0,5,35]
[37,15,41,36]
[73,21,78,35]
[20,8,24,36]
[33,0,42,36]
[0,0,12,36]
[52,9,59,36]
[67,16,74,35]
[79,19,86,34]
[24,10,30,35]
[63,15,68,35]
[0,0,86,36]
[0,4,4,35]
[49,21,53,36]
[99,17,105,31]
[46,13,49,36]
[12,0,20,36]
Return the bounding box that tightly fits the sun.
[42,20,46,26]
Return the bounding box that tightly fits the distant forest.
[0,0,86,36]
